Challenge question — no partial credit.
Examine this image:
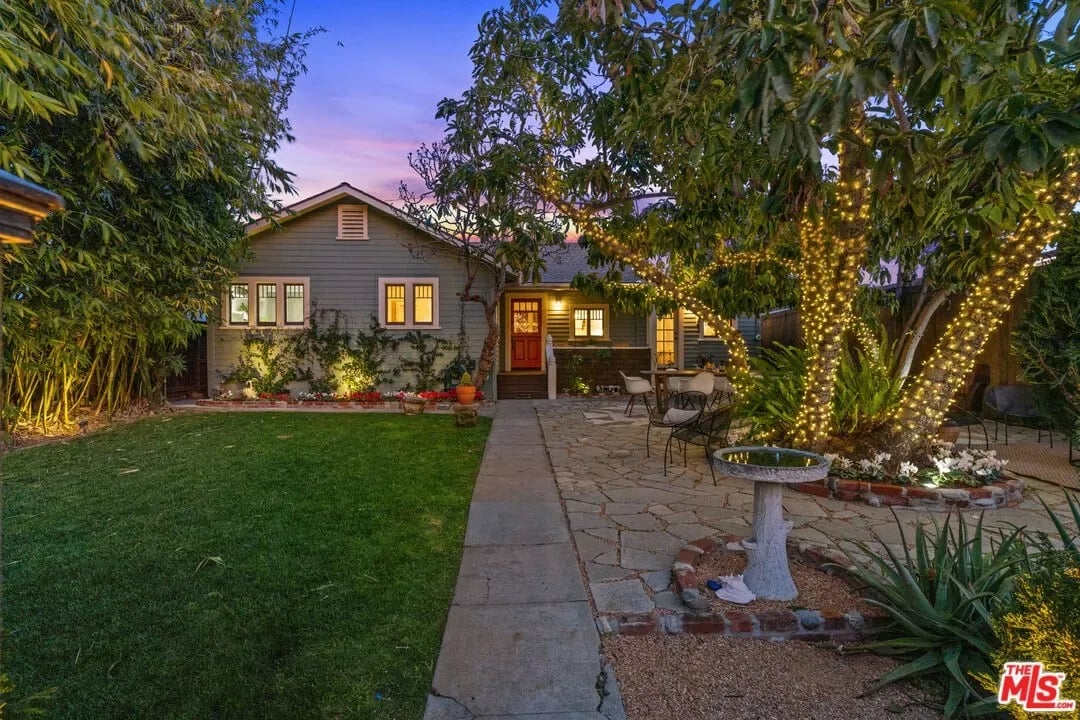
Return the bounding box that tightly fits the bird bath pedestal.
[712,447,831,601]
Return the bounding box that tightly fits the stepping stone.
[619,547,672,571]
[610,514,661,531]
[591,579,653,614]
[568,512,615,531]
[643,569,672,592]
[604,502,646,515]
[619,530,684,555]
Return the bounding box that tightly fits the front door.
[510,298,542,370]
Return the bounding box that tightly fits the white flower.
[833,456,852,470]
[823,453,839,463]
[898,461,919,478]
[933,457,954,475]
[873,452,892,465]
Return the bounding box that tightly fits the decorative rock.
[680,588,711,612]
[844,611,865,631]
[794,609,824,629]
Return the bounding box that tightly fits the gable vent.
[337,204,368,240]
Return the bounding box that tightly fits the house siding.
[208,200,498,394]
[681,311,762,368]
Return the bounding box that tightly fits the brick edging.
[194,399,483,411]
[794,475,1025,509]
[598,535,884,643]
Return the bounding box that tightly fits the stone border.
[596,535,884,643]
[794,475,1025,509]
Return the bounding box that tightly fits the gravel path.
[605,634,942,720]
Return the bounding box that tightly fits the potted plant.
[400,391,426,415]
[455,372,477,405]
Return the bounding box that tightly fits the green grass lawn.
[2,411,490,719]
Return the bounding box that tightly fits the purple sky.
[274,1,496,203]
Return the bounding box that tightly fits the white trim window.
[225,277,309,328]
[337,204,369,240]
[378,278,440,329]
[572,305,608,340]
[700,318,738,338]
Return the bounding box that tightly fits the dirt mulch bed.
[606,634,941,720]
[695,550,883,616]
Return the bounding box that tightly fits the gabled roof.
[245,182,446,243]
[536,242,641,285]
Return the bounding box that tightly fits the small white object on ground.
[714,575,756,604]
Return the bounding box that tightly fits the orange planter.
[456,385,477,405]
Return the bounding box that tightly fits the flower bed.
[196,388,485,410]
[794,444,1024,509]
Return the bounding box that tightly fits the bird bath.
[712,447,831,600]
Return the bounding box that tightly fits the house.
[206,183,759,399]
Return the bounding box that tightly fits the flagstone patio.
[536,400,1079,617]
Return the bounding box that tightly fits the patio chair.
[682,371,716,395]
[646,391,708,474]
[710,374,735,408]
[943,379,990,449]
[984,384,1054,447]
[619,370,654,416]
[669,405,734,484]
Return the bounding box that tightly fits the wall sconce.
[551,298,564,311]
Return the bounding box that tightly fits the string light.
[890,155,1080,447]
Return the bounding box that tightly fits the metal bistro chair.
[943,380,990,449]
[619,370,654,416]
[646,391,708,475]
[984,384,1054,447]
[670,405,734,484]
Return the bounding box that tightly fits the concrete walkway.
[424,401,625,720]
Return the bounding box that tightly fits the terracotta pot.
[937,424,960,443]
[456,385,477,405]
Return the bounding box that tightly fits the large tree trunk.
[890,171,1080,456]
[474,297,500,389]
[895,287,950,379]
[790,141,870,449]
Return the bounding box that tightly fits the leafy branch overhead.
[453,0,1080,454]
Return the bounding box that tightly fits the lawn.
[2,411,490,719]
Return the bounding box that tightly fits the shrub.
[982,551,1080,718]
[223,331,297,395]
[396,331,451,392]
[835,511,1033,718]
[1012,214,1080,444]
[738,340,903,442]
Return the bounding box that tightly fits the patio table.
[712,446,831,601]
[641,368,701,410]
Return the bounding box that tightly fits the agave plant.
[833,510,1033,718]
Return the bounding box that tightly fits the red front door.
[510,298,542,370]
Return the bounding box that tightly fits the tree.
[453,0,1080,456]
[0,0,316,429]
[400,93,567,390]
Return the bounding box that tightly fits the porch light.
[551,297,563,311]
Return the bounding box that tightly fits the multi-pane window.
[224,278,308,328]
[229,284,249,325]
[413,284,433,324]
[284,284,305,325]
[385,284,406,325]
[701,320,718,338]
[573,307,606,338]
[256,284,277,325]
[377,278,439,329]
[656,314,676,366]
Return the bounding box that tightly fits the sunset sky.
[273,1,497,203]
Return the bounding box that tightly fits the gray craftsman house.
[206,183,758,398]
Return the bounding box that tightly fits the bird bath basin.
[713,447,831,600]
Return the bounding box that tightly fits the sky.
[272,1,498,204]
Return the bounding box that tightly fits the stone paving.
[537,399,1079,617]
